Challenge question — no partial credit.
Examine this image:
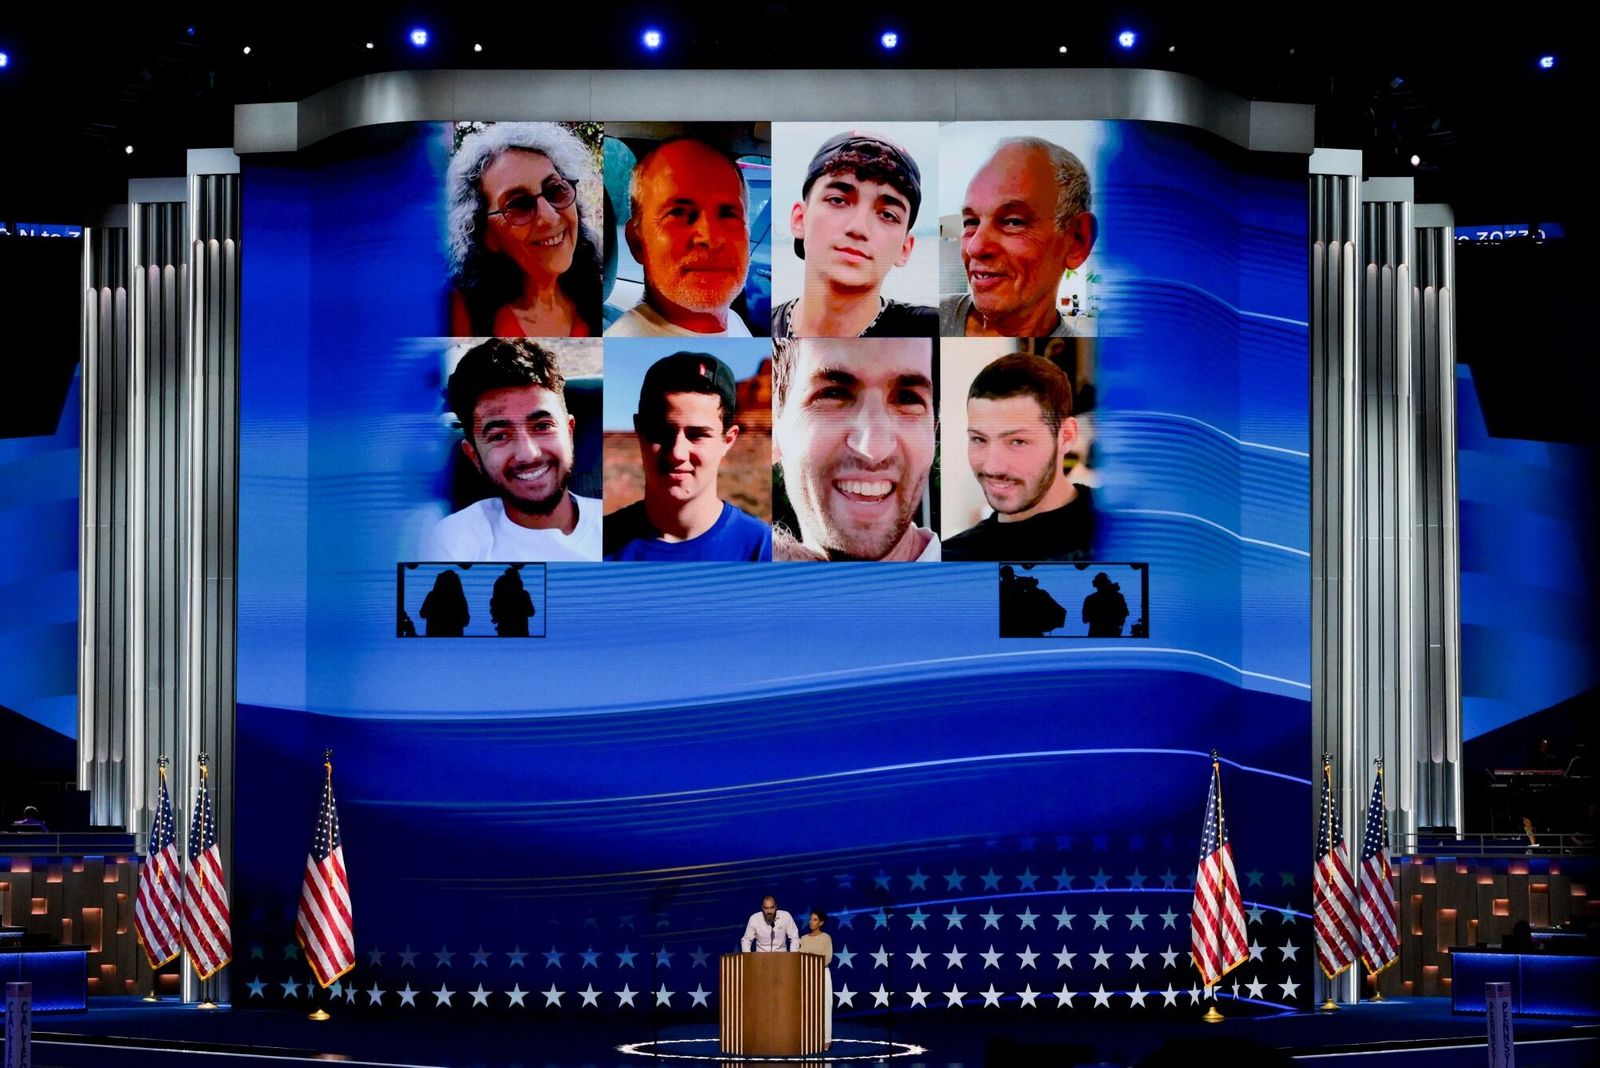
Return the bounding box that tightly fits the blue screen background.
[234,122,1312,1017]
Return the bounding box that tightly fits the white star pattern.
[1053,908,1076,930]
[980,984,1003,1008]
[1018,984,1040,1008]
[944,945,967,969]
[396,984,418,1008]
[906,984,930,1008]
[1054,946,1076,969]
[1126,984,1149,1008]
[1279,940,1300,961]
[616,985,637,1008]
[1126,907,1147,929]
[943,984,967,1007]
[1016,946,1039,969]
[906,945,929,969]
[506,984,527,1008]
[1090,984,1114,1008]
[834,984,856,1008]
[542,984,564,1007]
[432,984,454,1008]
[469,984,490,1007]
[688,984,710,1007]
[1160,984,1179,1006]
[1279,977,1301,1000]
[1125,946,1148,969]
[578,985,600,1007]
[1090,946,1113,969]
[1091,908,1112,929]
[1055,983,1077,1007]
[1016,907,1039,929]
[654,986,672,1007]
[871,984,890,1007]
[980,945,1004,968]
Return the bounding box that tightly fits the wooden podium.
[719,952,826,1056]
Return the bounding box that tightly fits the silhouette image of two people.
[412,566,535,637]
[999,566,1133,638]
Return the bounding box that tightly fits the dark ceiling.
[0,4,1588,229]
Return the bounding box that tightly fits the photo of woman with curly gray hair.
[446,122,604,337]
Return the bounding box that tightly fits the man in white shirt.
[771,337,940,561]
[421,338,601,561]
[607,138,755,338]
[741,895,799,952]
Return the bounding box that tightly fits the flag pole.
[1319,754,1341,1013]
[195,754,220,1010]
[1368,758,1387,1003]
[143,755,170,1002]
[1200,751,1226,1024]
[309,749,335,1022]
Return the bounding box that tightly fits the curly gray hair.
[995,137,1091,230]
[445,122,600,290]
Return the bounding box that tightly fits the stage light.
[185,26,196,37]
[1058,45,1067,54]
[0,52,8,69]
[1390,75,1405,88]
[642,29,663,50]
[241,45,252,55]
[474,43,483,53]
[881,31,899,50]
[124,145,134,155]
[410,28,429,48]
[1168,45,1176,53]
[1538,54,1555,70]
[365,41,374,50]
[1410,154,1421,167]
[1117,30,1137,49]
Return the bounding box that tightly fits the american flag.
[1357,762,1400,976]
[1190,754,1247,987]
[297,751,355,988]
[182,756,232,979]
[133,758,182,968]
[1312,756,1356,978]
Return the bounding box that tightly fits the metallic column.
[78,153,242,1004]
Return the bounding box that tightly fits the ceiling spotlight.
[642,28,663,50]
[1538,54,1556,70]
[473,43,483,53]
[124,145,134,155]
[0,52,9,69]
[185,26,196,38]
[1058,45,1067,54]
[241,45,252,55]
[364,41,374,50]
[1117,30,1137,49]
[1410,154,1421,167]
[1168,45,1176,53]
[1389,75,1405,88]
[880,31,899,50]
[410,28,429,48]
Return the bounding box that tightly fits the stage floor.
[6,997,1597,1067]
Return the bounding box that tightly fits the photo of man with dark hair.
[604,351,772,561]
[421,337,602,561]
[943,351,1093,561]
[774,130,936,338]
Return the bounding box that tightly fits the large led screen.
[235,118,1312,1021]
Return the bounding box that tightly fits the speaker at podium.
[719,951,827,1056]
